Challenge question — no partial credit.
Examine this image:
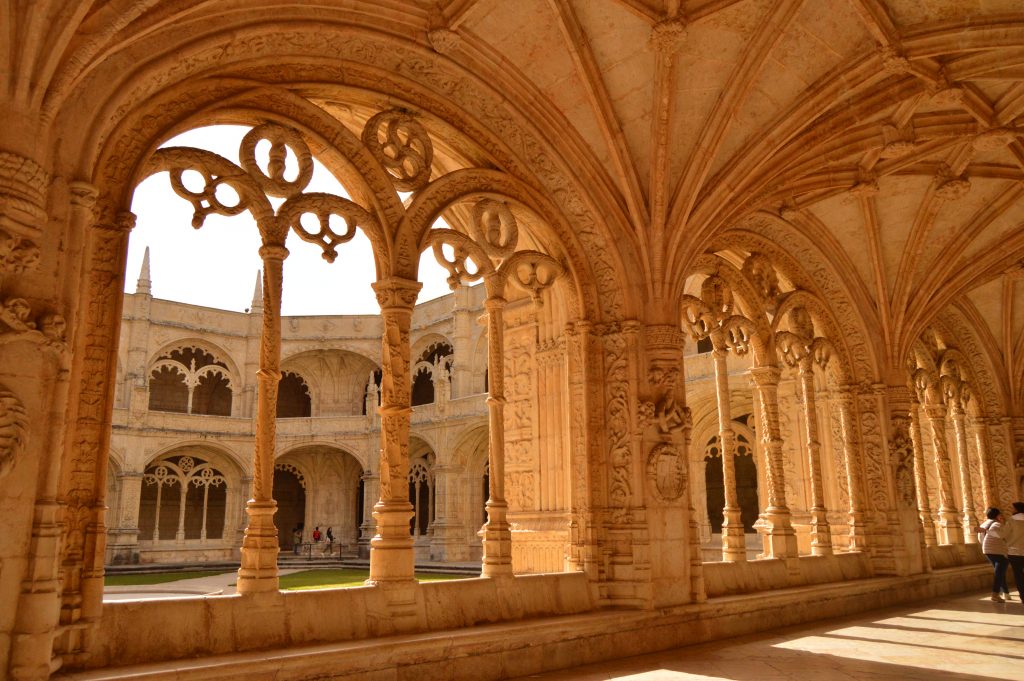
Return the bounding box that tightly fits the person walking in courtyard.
[325,527,335,556]
[978,507,1010,602]
[312,526,322,543]
[1005,501,1024,602]
[292,526,302,556]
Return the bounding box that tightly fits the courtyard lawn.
[278,569,472,591]
[104,570,230,586]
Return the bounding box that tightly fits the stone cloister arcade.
[4,2,1024,680]
[105,275,504,567]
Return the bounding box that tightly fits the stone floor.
[508,592,1024,680]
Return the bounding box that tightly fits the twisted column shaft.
[797,358,831,555]
[712,342,745,561]
[368,277,421,583]
[481,294,513,576]
[924,403,962,545]
[749,365,797,558]
[908,400,936,547]
[236,244,287,593]
[835,389,867,550]
[949,401,978,543]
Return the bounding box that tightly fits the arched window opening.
[696,336,713,354]
[411,366,434,406]
[273,464,307,550]
[192,372,232,416]
[411,342,454,406]
[408,459,434,536]
[139,455,227,542]
[148,366,188,413]
[148,346,232,415]
[704,433,757,534]
[419,342,453,366]
[277,371,312,417]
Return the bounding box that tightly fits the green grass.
[104,570,230,586]
[278,569,472,591]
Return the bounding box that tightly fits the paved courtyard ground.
[509,591,1024,681]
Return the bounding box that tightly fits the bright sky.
[126,125,453,315]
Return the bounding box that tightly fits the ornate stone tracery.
[7,3,1024,678]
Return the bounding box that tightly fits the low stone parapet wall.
[78,572,594,670]
[702,551,873,597]
[59,565,991,681]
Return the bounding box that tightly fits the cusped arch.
[146,440,248,479]
[935,305,1010,419]
[411,333,455,364]
[148,338,241,388]
[76,25,634,323]
[704,220,879,383]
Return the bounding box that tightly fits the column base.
[721,511,747,562]
[482,500,513,577]
[962,512,979,544]
[761,509,798,559]
[809,509,833,556]
[236,500,279,594]
[368,500,415,583]
[936,511,964,545]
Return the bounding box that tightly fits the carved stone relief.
[601,326,633,522]
[646,442,686,502]
[857,392,892,513]
[0,385,28,478]
[889,416,916,509]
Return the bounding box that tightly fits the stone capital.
[372,277,422,310]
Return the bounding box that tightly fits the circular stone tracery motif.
[361,110,433,191]
[470,198,518,259]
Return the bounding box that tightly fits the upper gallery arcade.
[2,1,1024,679]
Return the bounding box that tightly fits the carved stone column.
[948,395,978,543]
[481,292,513,577]
[358,471,378,554]
[236,244,288,593]
[796,357,831,555]
[834,388,867,550]
[368,277,421,583]
[1,147,60,681]
[748,365,797,558]
[427,463,465,562]
[107,471,143,562]
[924,403,962,544]
[908,398,936,547]
[711,339,745,561]
[566,320,595,576]
[969,418,996,509]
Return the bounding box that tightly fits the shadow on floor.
[509,592,1024,681]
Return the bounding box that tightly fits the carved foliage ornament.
[0,386,28,478]
[0,229,41,275]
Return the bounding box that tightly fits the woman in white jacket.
[979,507,1009,602]
[1005,501,1024,602]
